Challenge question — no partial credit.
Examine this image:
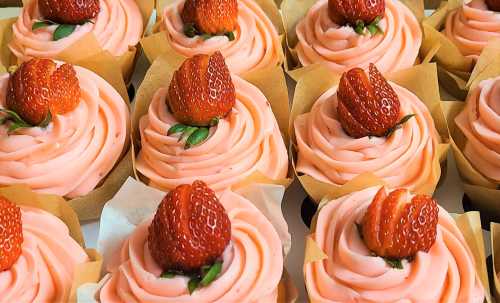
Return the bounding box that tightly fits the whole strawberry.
[328,0,384,26]
[181,0,238,35]
[361,187,439,259]
[39,0,100,25]
[5,58,80,127]
[148,180,231,273]
[168,51,235,127]
[337,63,400,138]
[0,196,23,272]
[486,0,500,11]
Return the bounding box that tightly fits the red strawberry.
[6,58,80,126]
[148,180,231,273]
[168,52,235,127]
[0,196,23,272]
[486,0,500,11]
[39,0,100,25]
[181,0,238,35]
[328,0,384,25]
[361,187,439,259]
[337,63,400,138]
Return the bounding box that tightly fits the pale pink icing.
[135,75,288,192]
[0,66,129,198]
[9,0,143,60]
[99,190,283,302]
[0,206,88,303]
[295,0,422,74]
[294,82,440,193]
[305,186,485,303]
[161,0,282,75]
[445,0,500,58]
[455,76,500,182]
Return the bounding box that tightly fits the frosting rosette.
[445,0,500,59]
[161,0,282,74]
[0,66,130,198]
[294,82,440,193]
[294,0,422,74]
[305,186,485,303]
[455,76,500,182]
[135,75,288,192]
[98,189,284,302]
[0,206,89,302]
[9,0,143,60]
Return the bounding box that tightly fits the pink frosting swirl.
[294,82,440,193]
[455,76,500,182]
[161,0,282,75]
[135,75,288,192]
[9,0,143,60]
[0,206,88,303]
[99,190,283,302]
[0,66,129,198]
[305,186,485,302]
[445,0,500,58]
[295,0,422,74]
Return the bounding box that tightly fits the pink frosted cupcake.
[293,0,421,74]
[0,58,129,198]
[97,180,285,302]
[445,0,500,59]
[294,64,441,195]
[159,0,282,74]
[305,186,485,302]
[0,195,89,302]
[135,52,288,192]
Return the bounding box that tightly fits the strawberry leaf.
[188,277,201,294]
[179,126,198,142]
[200,261,222,287]
[160,270,179,279]
[354,20,365,35]
[183,23,199,38]
[384,114,415,137]
[384,258,403,269]
[53,24,76,41]
[185,127,209,149]
[209,117,220,127]
[32,21,52,31]
[224,31,235,41]
[38,111,52,128]
[0,108,52,132]
[167,123,188,136]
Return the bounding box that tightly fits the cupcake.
[293,64,443,201]
[135,52,288,192]
[0,186,100,302]
[285,0,421,76]
[147,0,283,75]
[90,180,289,302]
[305,186,486,302]
[0,58,129,200]
[7,0,147,79]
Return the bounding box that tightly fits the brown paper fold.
[0,185,103,303]
[278,270,299,303]
[132,53,292,190]
[0,0,154,83]
[281,0,425,79]
[491,223,500,302]
[290,63,450,203]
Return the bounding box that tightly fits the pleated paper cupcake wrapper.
[76,177,298,303]
[140,0,285,74]
[0,184,103,303]
[130,52,293,191]
[280,0,425,82]
[490,223,500,302]
[289,62,450,203]
[304,207,492,303]
[0,0,154,84]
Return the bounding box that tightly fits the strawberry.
[361,187,439,259]
[486,0,500,11]
[0,196,23,272]
[148,180,231,273]
[328,0,384,26]
[181,0,238,35]
[5,58,80,127]
[39,0,100,25]
[337,63,400,138]
[168,52,235,127]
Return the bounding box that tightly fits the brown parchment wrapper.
[77,177,297,302]
[281,0,425,81]
[491,223,500,302]
[290,63,450,203]
[141,0,284,68]
[0,184,103,303]
[131,53,292,191]
[0,0,154,83]
[304,209,491,302]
